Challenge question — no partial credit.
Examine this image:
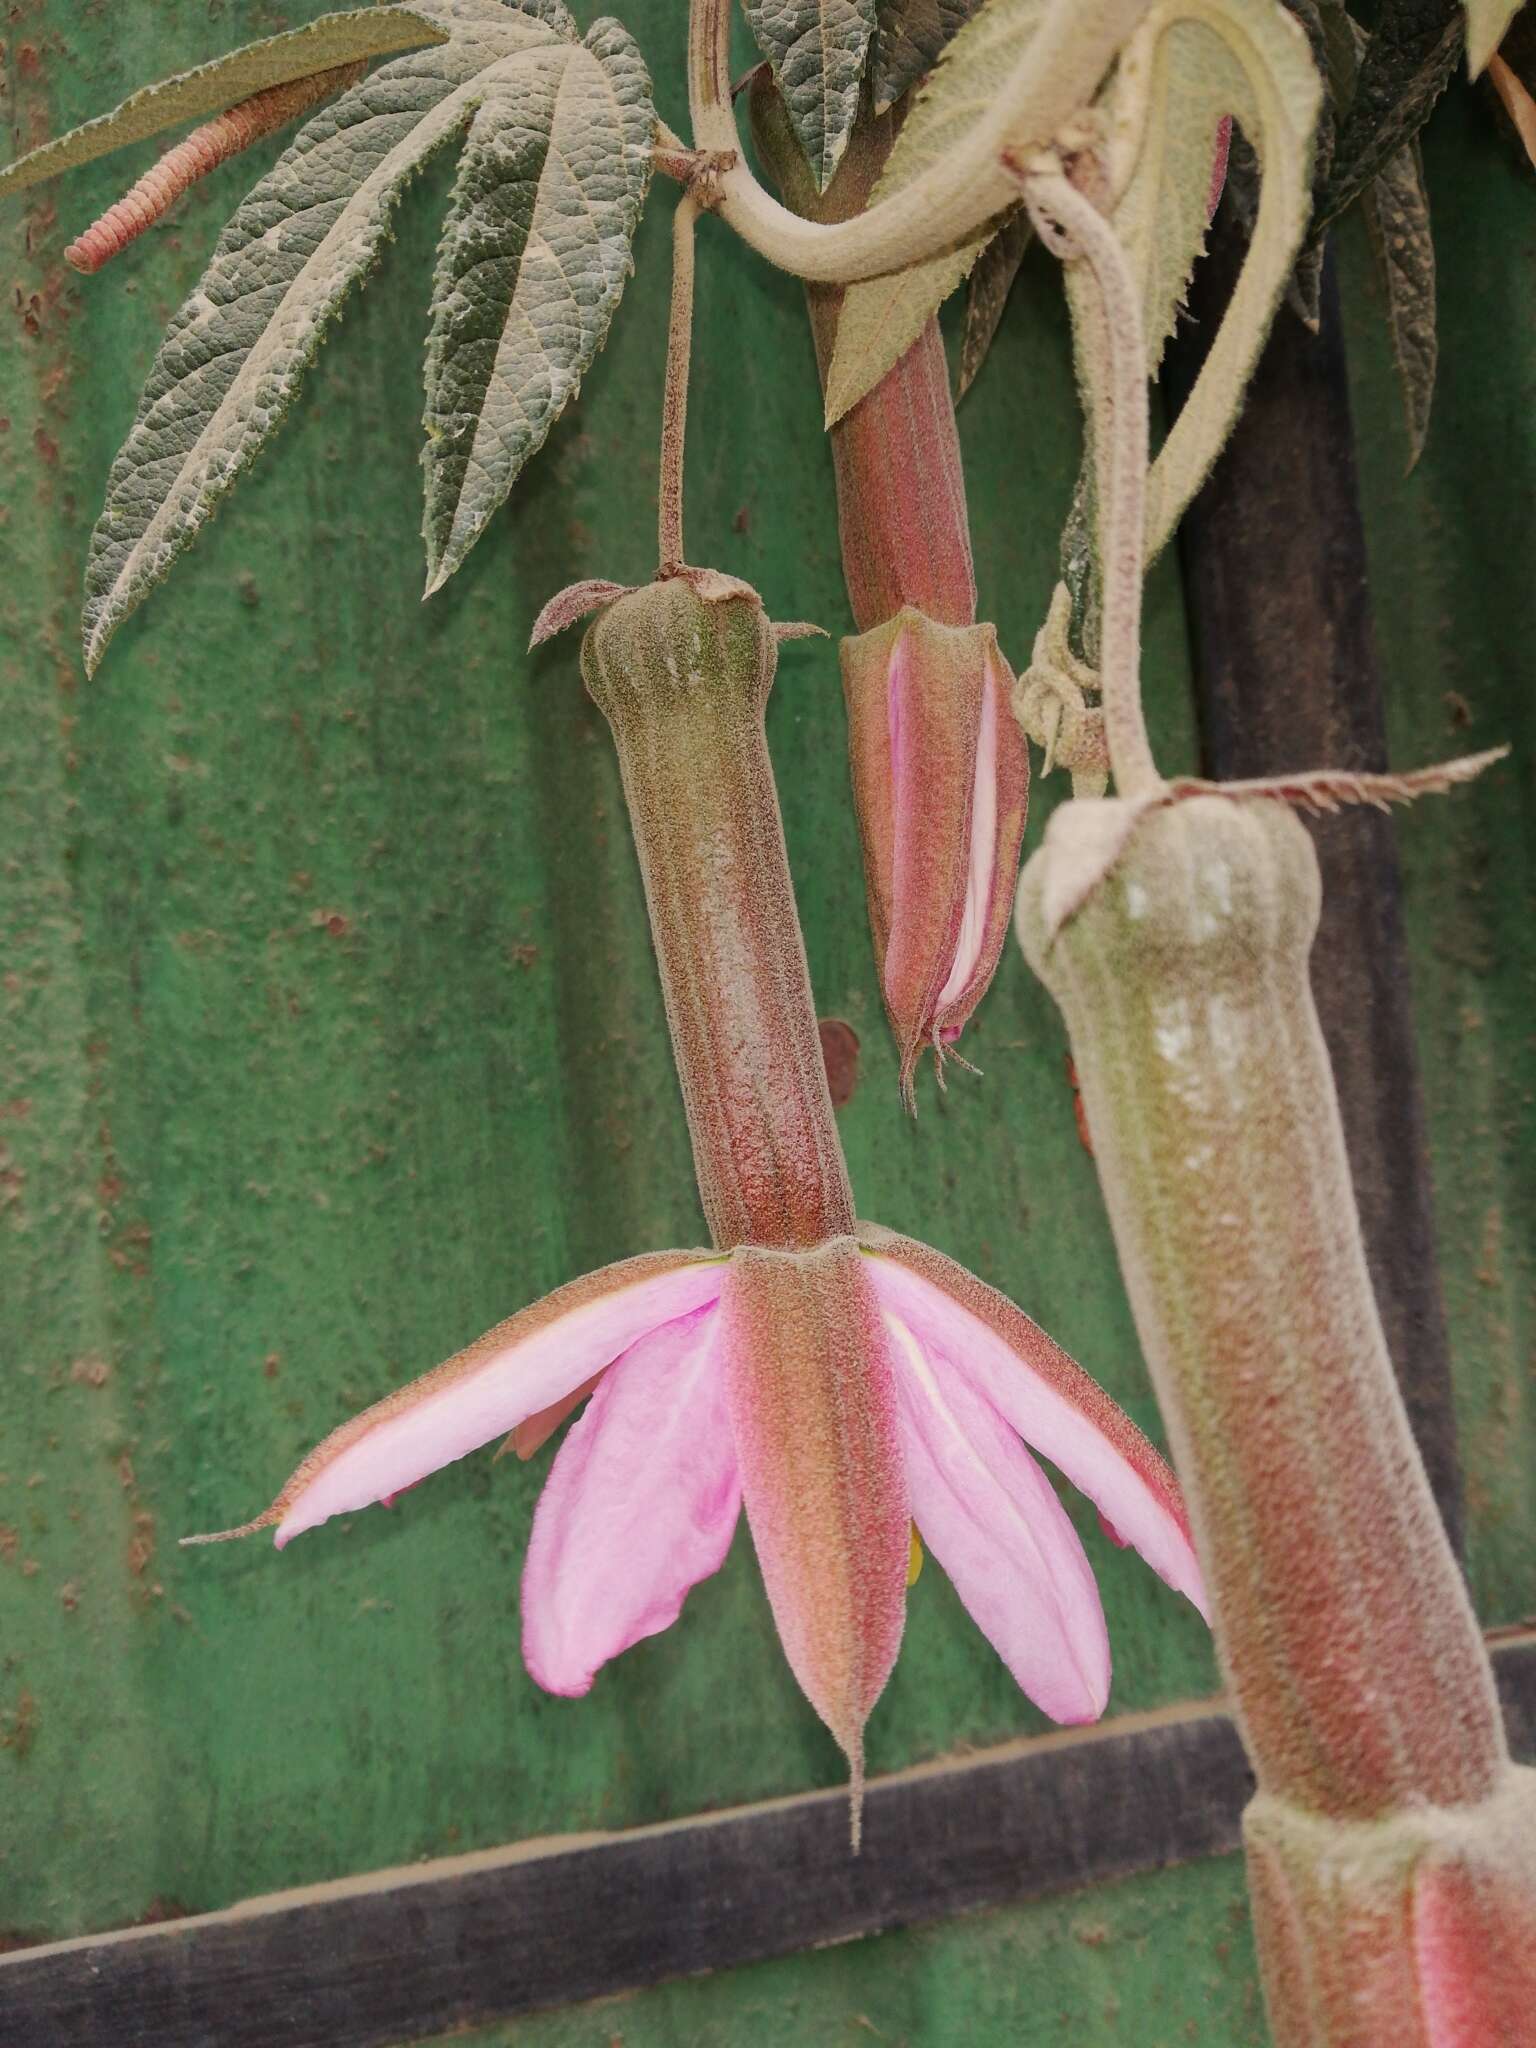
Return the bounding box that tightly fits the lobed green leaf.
[742,0,880,189]
[1317,0,1462,228]
[80,2,578,673]
[421,17,654,591]
[871,0,985,111]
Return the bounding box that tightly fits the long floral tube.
[188,571,1206,1821]
[1017,792,1536,2039]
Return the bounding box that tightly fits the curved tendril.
[685,0,1157,285]
[1015,161,1161,801]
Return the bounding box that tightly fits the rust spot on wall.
[1,1690,38,1760]
[0,1142,24,1218]
[127,1509,155,1580]
[134,1896,191,1928]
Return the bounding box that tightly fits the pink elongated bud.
[65,61,368,275]
[843,609,1029,1107]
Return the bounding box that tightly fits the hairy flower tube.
[188,571,1204,1823]
[750,77,1030,1102]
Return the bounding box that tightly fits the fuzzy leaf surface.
[1364,138,1436,464]
[1097,14,1247,376]
[421,18,652,591]
[0,6,459,200]
[79,2,637,671]
[957,207,1032,397]
[1057,0,1320,664]
[743,0,879,188]
[1139,0,1321,560]
[824,0,1050,423]
[1464,0,1525,71]
[1318,0,1462,226]
[872,0,984,110]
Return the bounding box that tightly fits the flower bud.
[843,607,1029,1106]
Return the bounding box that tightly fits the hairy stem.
[1017,162,1160,799]
[659,192,698,574]
[686,0,1155,282]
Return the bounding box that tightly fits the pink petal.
[933,644,1029,1044]
[521,1306,739,1696]
[935,662,998,1013]
[860,1230,1208,1618]
[885,1312,1109,1721]
[183,1252,725,1551]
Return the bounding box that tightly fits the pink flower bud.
[843,607,1030,1105]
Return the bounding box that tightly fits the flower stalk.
[658,191,699,575]
[685,0,1155,282]
[1013,157,1160,801]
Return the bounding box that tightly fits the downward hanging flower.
[187,571,1205,1834]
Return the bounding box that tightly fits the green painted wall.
[1,1,1530,2040]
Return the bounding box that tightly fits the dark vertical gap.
[1163,220,1465,1555]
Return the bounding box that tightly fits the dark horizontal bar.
[6,1632,1534,2048]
